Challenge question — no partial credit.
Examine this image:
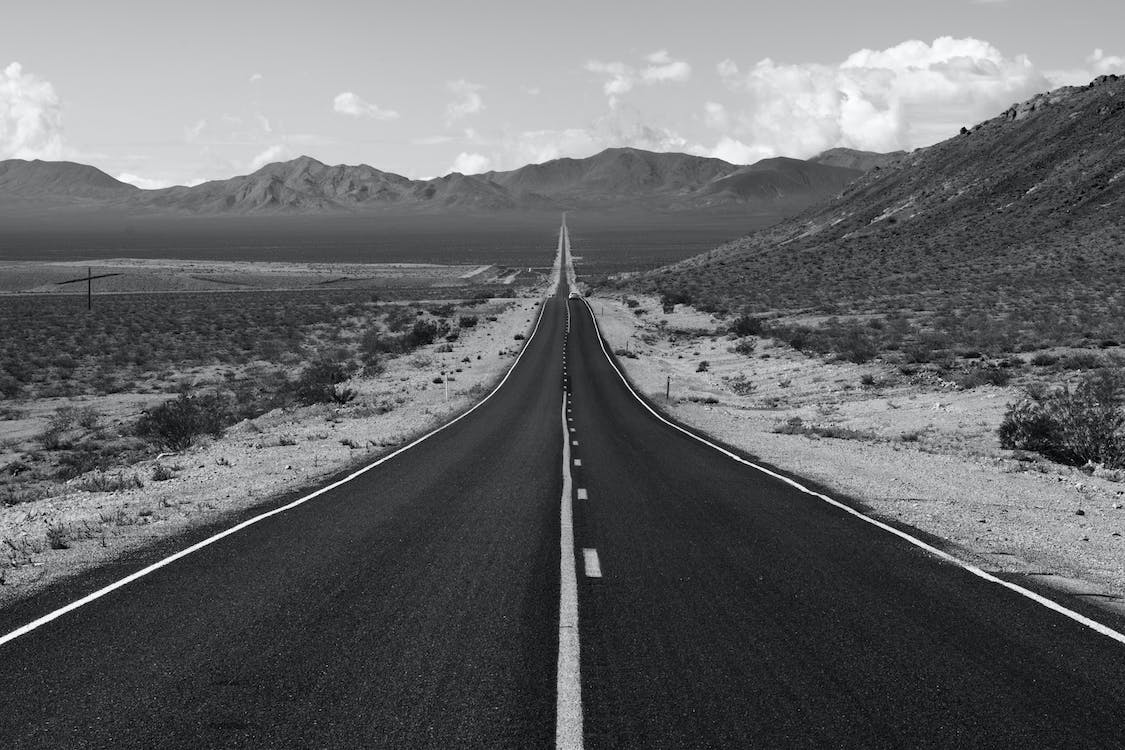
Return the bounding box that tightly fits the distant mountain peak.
[0,145,890,216]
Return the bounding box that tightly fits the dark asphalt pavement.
[2,219,1124,749]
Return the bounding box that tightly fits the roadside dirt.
[589,291,1125,615]
[0,294,545,606]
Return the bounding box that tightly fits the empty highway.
[2,219,1125,748]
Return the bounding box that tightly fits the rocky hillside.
[0,148,868,216]
[647,75,1125,351]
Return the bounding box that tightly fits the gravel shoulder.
[0,294,545,606]
[589,292,1125,616]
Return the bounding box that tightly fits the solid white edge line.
[557,248,584,750]
[0,265,557,651]
[578,298,1125,648]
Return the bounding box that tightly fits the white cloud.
[1047,48,1125,86]
[641,50,691,84]
[0,62,65,160]
[333,91,399,120]
[446,152,492,175]
[249,144,289,170]
[116,172,205,190]
[446,80,485,123]
[708,37,1050,159]
[717,59,739,79]
[504,109,689,167]
[586,51,691,107]
[1089,48,1125,74]
[249,73,263,84]
[184,119,207,142]
[703,102,729,130]
[256,113,272,134]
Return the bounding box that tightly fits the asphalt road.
[2,218,1125,748]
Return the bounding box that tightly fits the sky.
[2,0,1124,188]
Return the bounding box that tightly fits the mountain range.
[647,75,1125,346]
[0,147,880,216]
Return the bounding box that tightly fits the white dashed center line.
[573,459,581,466]
[582,549,602,578]
[577,489,588,500]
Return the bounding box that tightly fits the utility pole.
[666,376,670,401]
[56,268,123,311]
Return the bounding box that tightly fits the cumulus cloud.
[707,36,1050,159]
[116,173,205,190]
[0,62,65,160]
[446,152,492,175]
[703,102,729,130]
[249,144,289,170]
[333,92,399,120]
[585,50,692,107]
[642,50,691,84]
[446,80,485,123]
[1047,48,1125,86]
[505,109,689,167]
[249,73,263,84]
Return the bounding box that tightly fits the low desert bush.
[953,367,1012,389]
[998,370,1124,467]
[135,391,232,451]
[724,374,756,396]
[730,339,756,356]
[728,314,763,337]
[292,360,356,405]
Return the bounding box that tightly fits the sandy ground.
[588,291,1125,616]
[0,293,546,605]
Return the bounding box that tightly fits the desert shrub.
[613,348,638,359]
[77,472,144,493]
[151,463,176,481]
[624,298,640,308]
[292,360,356,405]
[0,373,20,398]
[1031,352,1059,367]
[696,360,710,372]
[458,315,478,328]
[1059,352,1103,370]
[773,416,876,441]
[136,392,232,451]
[728,314,763,337]
[731,339,756,356]
[724,374,756,396]
[405,319,442,349]
[998,370,1125,467]
[953,367,1012,389]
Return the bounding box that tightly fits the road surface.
[2,218,1124,748]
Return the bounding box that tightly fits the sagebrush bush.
[292,360,356,405]
[728,315,763,337]
[998,370,1125,467]
[136,392,231,451]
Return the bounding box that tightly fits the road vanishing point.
[2,218,1125,748]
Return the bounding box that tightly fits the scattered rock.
[1076,509,1086,516]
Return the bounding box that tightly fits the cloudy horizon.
[2,0,1123,188]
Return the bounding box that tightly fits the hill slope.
[647,75,1125,351]
[0,160,138,201]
